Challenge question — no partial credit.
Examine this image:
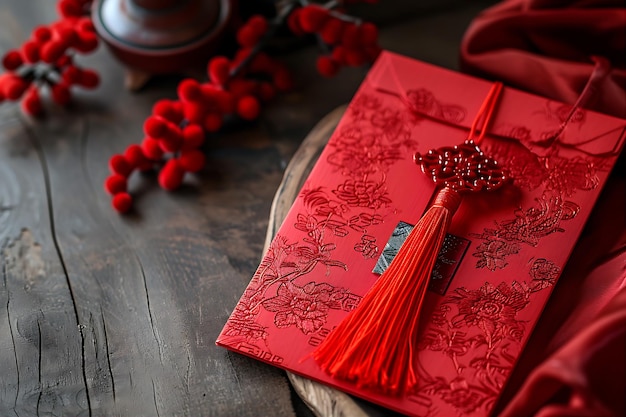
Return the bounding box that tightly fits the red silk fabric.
[460,0,626,119]
[460,1,626,416]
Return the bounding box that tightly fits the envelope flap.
[367,51,626,156]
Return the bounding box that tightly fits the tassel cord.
[468,82,503,144]
[313,189,461,395]
[312,82,505,396]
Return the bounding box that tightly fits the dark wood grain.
[0,2,298,415]
[0,1,494,415]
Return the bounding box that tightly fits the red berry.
[21,87,43,116]
[182,124,205,150]
[331,45,347,64]
[55,27,78,49]
[144,116,168,138]
[55,54,72,68]
[212,90,235,114]
[236,96,260,121]
[248,15,268,36]
[164,121,183,140]
[124,144,147,167]
[51,82,71,105]
[287,9,305,36]
[40,42,65,63]
[77,17,95,33]
[342,24,361,49]
[203,113,223,132]
[178,78,203,102]
[33,26,52,42]
[74,30,99,53]
[141,137,164,160]
[158,130,183,153]
[345,49,366,67]
[104,174,127,194]
[152,99,183,123]
[109,154,133,177]
[58,0,83,18]
[112,193,132,213]
[2,50,23,71]
[171,101,184,116]
[232,47,252,68]
[316,56,339,77]
[299,5,329,33]
[62,65,82,84]
[320,19,345,45]
[200,84,219,108]
[236,26,260,48]
[179,150,205,173]
[22,41,40,64]
[360,23,378,46]
[158,159,185,191]
[3,76,29,101]
[78,69,100,88]
[208,56,231,85]
[183,102,207,125]
[228,78,256,99]
[249,52,273,73]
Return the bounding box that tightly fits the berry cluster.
[105,14,297,212]
[287,3,381,77]
[0,0,99,116]
[98,1,380,213]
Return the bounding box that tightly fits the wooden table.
[0,1,493,416]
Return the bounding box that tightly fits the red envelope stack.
[217,51,626,417]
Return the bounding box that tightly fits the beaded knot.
[414,140,507,192]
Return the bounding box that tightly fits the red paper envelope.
[217,51,626,417]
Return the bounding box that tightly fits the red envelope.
[217,51,626,417]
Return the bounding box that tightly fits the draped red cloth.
[460,1,626,416]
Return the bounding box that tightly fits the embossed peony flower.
[529,258,560,291]
[370,107,403,131]
[406,88,436,113]
[439,378,487,414]
[262,281,348,335]
[473,235,520,271]
[448,282,529,338]
[349,94,382,120]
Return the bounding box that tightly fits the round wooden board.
[263,106,403,417]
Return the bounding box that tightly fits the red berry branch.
[3,0,381,213]
[105,0,381,213]
[290,0,381,77]
[0,0,99,116]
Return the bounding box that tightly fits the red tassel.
[312,188,461,395]
[312,82,507,396]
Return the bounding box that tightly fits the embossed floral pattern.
[333,179,392,208]
[529,258,560,291]
[263,281,352,334]
[473,194,580,270]
[473,125,599,270]
[406,88,467,123]
[219,92,419,351]
[449,282,528,342]
[414,260,557,415]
